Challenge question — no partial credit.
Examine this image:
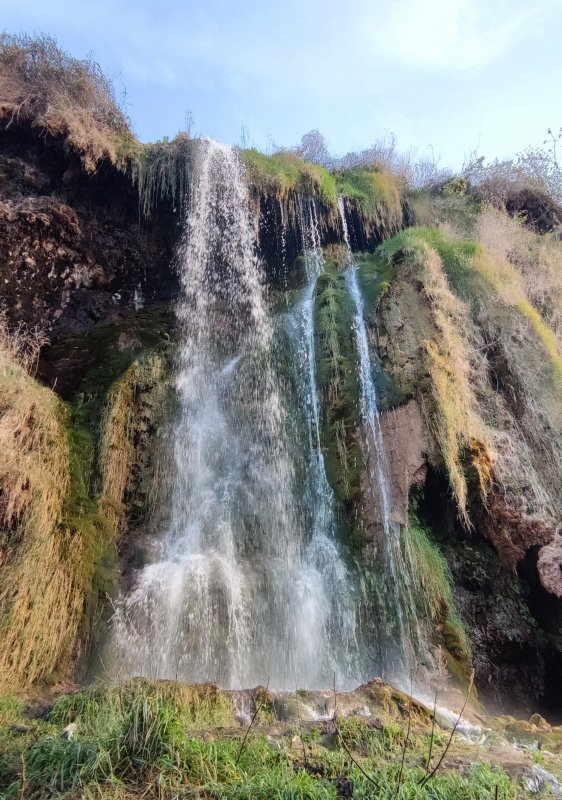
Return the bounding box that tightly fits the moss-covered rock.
[313,269,362,534]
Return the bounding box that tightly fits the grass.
[99,349,172,534]
[242,148,337,207]
[402,501,470,665]
[0,681,523,799]
[0,313,74,689]
[130,133,193,218]
[0,33,135,172]
[0,308,175,690]
[335,166,404,236]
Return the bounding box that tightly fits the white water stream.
[111,143,361,689]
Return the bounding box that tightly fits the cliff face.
[0,125,179,337]
[1,119,561,715]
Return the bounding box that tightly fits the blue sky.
[2,0,561,168]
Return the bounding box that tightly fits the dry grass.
[0,314,76,689]
[427,223,562,520]
[377,232,491,522]
[0,33,135,171]
[99,352,170,534]
[477,205,562,340]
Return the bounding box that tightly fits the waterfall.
[339,196,415,677]
[110,142,360,689]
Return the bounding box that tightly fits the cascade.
[110,142,361,689]
[338,196,416,677]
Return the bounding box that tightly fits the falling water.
[110,142,361,689]
[339,196,415,677]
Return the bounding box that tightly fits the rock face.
[378,399,429,526]
[0,126,178,339]
[538,535,562,598]
[1,120,561,714]
[476,487,559,571]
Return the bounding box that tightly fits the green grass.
[0,682,523,800]
[336,167,404,234]
[403,502,470,666]
[130,133,193,218]
[242,148,337,206]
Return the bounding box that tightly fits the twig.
[425,647,447,778]
[235,678,269,767]
[425,682,439,777]
[396,667,414,794]
[296,685,307,767]
[19,753,26,800]
[332,672,379,792]
[419,670,475,787]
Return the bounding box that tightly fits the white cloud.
[369,0,554,70]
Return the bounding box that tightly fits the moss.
[336,167,404,235]
[313,269,362,512]
[242,148,337,207]
[403,498,470,672]
[99,347,174,534]
[375,229,491,520]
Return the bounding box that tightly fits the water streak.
[339,196,415,677]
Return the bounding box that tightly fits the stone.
[537,535,562,598]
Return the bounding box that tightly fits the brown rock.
[537,534,562,598]
[379,399,430,525]
[361,399,430,544]
[477,487,558,570]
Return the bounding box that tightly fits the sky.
[2,0,562,168]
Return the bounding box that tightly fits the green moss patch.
[314,269,361,512]
[242,148,337,207]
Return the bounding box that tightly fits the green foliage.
[0,679,526,800]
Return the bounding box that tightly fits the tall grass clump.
[402,503,469,663]
[0,314,74,688]
[99,350,172,535]
[0,33,135,171]
[0,312,117,690]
